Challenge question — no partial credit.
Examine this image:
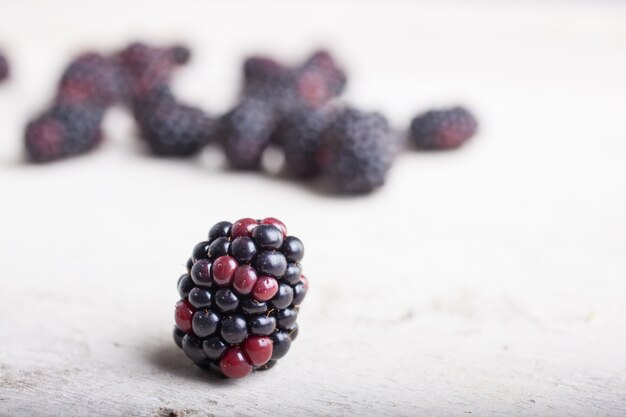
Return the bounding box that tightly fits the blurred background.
[1,1,625,416]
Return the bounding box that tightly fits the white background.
[1,1,625,416]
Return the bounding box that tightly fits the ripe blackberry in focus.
[273,107,337,177]
[174,218,308,378]
[0,52,9,82]
[24,103,104,162]
[216,98,276,170]
[134,90,214,157]
[57,53,129,106]
[318,107,395,194]
[410,106,478,150]
[117,42,191,99]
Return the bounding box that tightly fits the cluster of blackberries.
[174,218,307,379]
[0,50,9,83]
[216,51,346,170]
[24,42,214,162]
[119,44,215,157]
[25,52,123,161]
[217,51,405,193]
[22,42,478,193]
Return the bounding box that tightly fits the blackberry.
[117,42,191,99]
[318,107,395,194]
[134,92,214,157]
[24,103,104,162]
[191,240,210,263]
[273,107,336,177]
[295,50,347,109]
[174,218,308,378]
[177,273,195,298]
[130,83,176,121]
[0,51,9,82]
[57,53,129,106]
[409,106,478,150]
[252,224,283,249]
[241,50,346,113]
[242,56,290,102]
[208,221,232,240]
[215,98,276,170]
[227,51,345,170]
[230,237,257,264]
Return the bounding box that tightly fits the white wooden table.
[1,1,625,416]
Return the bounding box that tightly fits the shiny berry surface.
[208,221,232,241]
[232,265,258,295]
[277,307,298,330]
[252,224,284,249]
[219,347,253,379]
[255,251,287,277]
[230,236,257,264]
[292,281,307,305]
[215,288,239,313]
[249,315,277,336]
[271,283,294,309]
[281,236,305,262]
[177,273,195,298]
[175,299,194,333]
[240,298,268,315]
[283,262,302,285]
[202,336,227,360]
[231,218,258,238]
[190,259,212,286]
[192,309,220,337]
[260,217,287,237]
[212,255,238,286]
[191,241,210,262]
[182,334,208,364]
[242,336,273,366]
[270,331,291,360]
[253,276,279,301]
[188,287,212,308]
[186,257,194,271]
[208,237,231,259]
[220,315,247,344]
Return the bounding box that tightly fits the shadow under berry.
[146,341,235,386]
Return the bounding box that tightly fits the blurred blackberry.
[135,96,215,157]
[215,98,276,170]
[171,45,191,65]
[242,56,294,112]
[243,56,287,95]
[174,218,308,379]
[130,83,176,122]
[410,106,478,150]
[57,53,129,106]
[273,107,337,177]
[0,51,9,82]
[117,42,191,99]
[295,50,347,109]
[241,50,346,113]
[24,103,104,162]
[318,108,394,194]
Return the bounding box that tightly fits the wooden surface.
[1,1,626,416]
